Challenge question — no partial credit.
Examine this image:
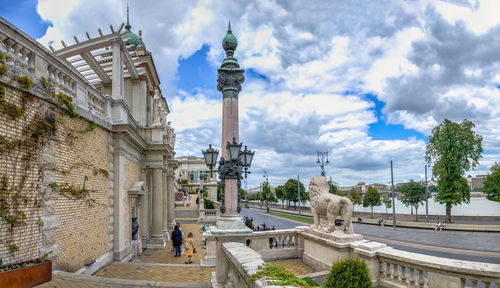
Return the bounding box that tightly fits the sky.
[1,0,499,189]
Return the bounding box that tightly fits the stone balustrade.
[206,225,500,287]
[245,229,301,261]
[0,18,111,128]
[378,248,500,288]
[198,209,220,224]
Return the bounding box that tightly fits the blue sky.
[2,0,499,187]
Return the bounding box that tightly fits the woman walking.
[184,232,194,264]
[171,225,183,256]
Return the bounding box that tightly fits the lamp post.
[425,164,429,222]
[263,170,269,212]
[317,151,330,176]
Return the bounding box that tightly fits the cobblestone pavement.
[267,259,315,276]
[94,263,214,282]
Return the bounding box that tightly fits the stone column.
[162,168,169,238]
[111,39,124,100]
[167,167,176,231]
[217,22,245,218]
[148,168,165,248]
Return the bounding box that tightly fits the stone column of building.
[148,167,165,248]
[217,22,245,218]
[111,39,124,100]
[166,163,177,231]
[162,167,169,239]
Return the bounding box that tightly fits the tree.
[283,179,306,209]
[425,119,483,222]
[381,194,392,220]
[348,188,362,207]
[399,180,426,221]
[483,163,500,202]
[362,186,381,218]
[329,180,343,196]
[262,183,276,204]
[275,185,287,208]
[239,188,246,200]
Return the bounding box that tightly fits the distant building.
[175,156,218,202]
[467,174,487,191]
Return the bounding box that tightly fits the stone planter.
[0,260,52,288]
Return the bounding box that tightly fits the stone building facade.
[0,16,177,273]
[175,156,218,202]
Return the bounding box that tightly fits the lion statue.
[309,176,354,234]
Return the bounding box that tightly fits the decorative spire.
[222,20,238,57]
[125,3,131,31]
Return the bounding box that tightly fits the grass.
[267,211,314,224]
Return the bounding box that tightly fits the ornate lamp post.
[263,170,269,212]
[201,22,254,231]
[317,151,330,176]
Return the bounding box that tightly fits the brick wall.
[0,85,43,265]
[53,111,110,271]
[0,83,111,271]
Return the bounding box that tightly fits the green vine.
[0,85,24,119]
[85,121,97,132]
[39,77,50,89]
[8,244,20,254]
[0,64,8,76]
[55,92,78,118]
[12,76,33,90]
[49,176,97,207]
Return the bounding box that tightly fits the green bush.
[325,258,373,288]
[204,199,215,209]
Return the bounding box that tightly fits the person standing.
[187,195,192,207]
[184,232,194,264]
[171,225,183,256]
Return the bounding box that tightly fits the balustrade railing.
[245,229,299,261]
[378,249,500,288]
[0,18,109,124]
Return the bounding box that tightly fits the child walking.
[184,232,194,264]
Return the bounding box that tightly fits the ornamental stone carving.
[309,176,354,234]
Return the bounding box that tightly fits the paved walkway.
[267,259,314,276]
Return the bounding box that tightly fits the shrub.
[325,258,373,288]
[204,199,215,209]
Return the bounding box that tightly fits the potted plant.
[0,254,52,288]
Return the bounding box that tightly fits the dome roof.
[121,28,145,51]
[121,5,145,51]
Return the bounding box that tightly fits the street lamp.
[317,151,330,176]
[202,139,254,213]
[263,170,269,212]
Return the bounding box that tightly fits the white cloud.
[32,0,500,187]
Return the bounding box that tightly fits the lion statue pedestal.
[301,176,363,271]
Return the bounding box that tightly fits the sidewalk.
[249,205,500,232]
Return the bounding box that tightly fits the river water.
[271,197,500,216]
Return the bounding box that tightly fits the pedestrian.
[171,225,183,256]
[357,217,362,224]
[380,219,385,227]
[187,195,192,207]
[184,232,194,264]
[435,220,441,231]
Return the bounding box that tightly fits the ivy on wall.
[0,58,109,265]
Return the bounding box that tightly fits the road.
[241,208,500,264]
